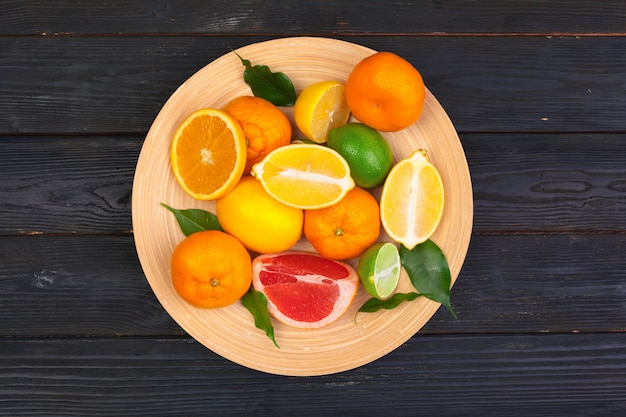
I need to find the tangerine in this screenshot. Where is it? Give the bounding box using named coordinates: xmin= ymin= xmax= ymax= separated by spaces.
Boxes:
xmin=223 ymin=96 xmax=292 ymax=174
xmin=304 ymin=186 xmax=380 ymax=260
xmin=345 ymin=51 xmax=425 ymax=132
xmin=170 ymin=230 xmax=252 ymax=309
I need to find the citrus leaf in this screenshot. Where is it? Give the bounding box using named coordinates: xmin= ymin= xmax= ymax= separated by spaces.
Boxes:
xmin=160 ymin=203 xmax=222 ymax=236
xmin=356 ymin=292 xmax=421 ymax=317
xmin=400 ymin=240 xmax=457 ymax=318
xmin=235 ymin=52 xmax=296 ymax=106
xmin=241 ymin=287 xmax=279 ymax=348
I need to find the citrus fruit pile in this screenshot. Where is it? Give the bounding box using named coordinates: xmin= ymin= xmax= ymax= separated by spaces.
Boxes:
xmin=165 ymin=50 xmax=445 ymax=334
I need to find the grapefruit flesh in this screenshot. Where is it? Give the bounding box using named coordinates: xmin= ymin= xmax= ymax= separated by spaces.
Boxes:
xmin=252 ymin=252 xmax=359 ymax=329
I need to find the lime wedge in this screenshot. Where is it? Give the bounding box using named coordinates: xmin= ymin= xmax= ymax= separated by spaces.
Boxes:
xmin=357 ymin=242 xmax=401 ymax=299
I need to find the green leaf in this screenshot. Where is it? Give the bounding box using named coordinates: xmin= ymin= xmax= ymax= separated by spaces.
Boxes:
xmin=400 ymin=240 xmax=457 ymax=319
xmin=356 ymin=292 xmax=421 ymax=318
xmin=235 ymin=52 xmax=296 ymax=106
xmin=241 ymin=287 xmax=279 ymax=348
xmin=160 ymin=203 xmax=222 ymax=236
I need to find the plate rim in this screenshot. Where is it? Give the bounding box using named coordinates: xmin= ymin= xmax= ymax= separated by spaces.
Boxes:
xmin=132 ymin=36 xmax=473 ymax=376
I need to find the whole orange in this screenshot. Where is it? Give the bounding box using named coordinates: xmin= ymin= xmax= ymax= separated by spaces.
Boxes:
xmin=345 ymin=51 xmax=425 ymax=132
xmin=170 ymin=230 xmax=251 ymax=308
xmin=223 ymin=96 xmax=292 ymax=173
xmin=304 ymin=187 xmax=380 ymax=260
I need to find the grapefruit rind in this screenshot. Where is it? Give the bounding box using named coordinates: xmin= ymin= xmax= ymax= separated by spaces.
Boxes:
xmin=252 ymin=251 xmax=359 ymax=329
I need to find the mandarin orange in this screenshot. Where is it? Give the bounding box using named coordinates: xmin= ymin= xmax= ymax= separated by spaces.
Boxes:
xmin=345 ymin=51 xmax=425 ymax=132
xmin=304 ymin=186 xmax=380 ymax=260
xmin=170 ymin=230 xmax=252 ymax=309
xmin=223 ymin=96 xmax=292 ymax=173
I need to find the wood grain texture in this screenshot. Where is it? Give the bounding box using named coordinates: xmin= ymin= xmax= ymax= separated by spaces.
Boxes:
xmin=1 ymin=234 xmax=624 ymax=337
xmin=0 ymin=136 xmax=139 ymax=235
xmin=4 ymin=0 xmax=626 ymax=35
xmin=0 ymin=335 xmax=624 ymax=416
xmin=3 ymin=0 xmax=626 ymax=410
xmin=131 ymin=36 xmax=472 ymax=376
xmin=0 ymin=235 xmax=183 ymax=336
xmin=2 ymin=36 xmax=626 ymax=134
xmin=465 ymin=133 xmax=626 ymax=233
xmin=3 ymin=133 xmax=626 ymax=235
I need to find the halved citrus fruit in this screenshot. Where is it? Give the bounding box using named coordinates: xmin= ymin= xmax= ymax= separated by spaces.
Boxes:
xmin=250 ymin=143 xmax=355 ymax=209
xmin=380 ymin=149 xmax=444 ymax=250
xmin=252 ymin=251 xmax=359 ymax=329
xmin=294 ymin=80 xmax=351 ymax=143
xmin=357 ymin=242 xmax=401 ymax=300
xmin=170 ymin=108 xmax=247 ymax=200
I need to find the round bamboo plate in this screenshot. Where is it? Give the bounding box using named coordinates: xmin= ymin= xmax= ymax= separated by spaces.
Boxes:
xmin=132 ymin=37 xmax=473 ymax=376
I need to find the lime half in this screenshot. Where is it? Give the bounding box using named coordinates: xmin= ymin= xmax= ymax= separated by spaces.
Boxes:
xmin=357 ymin=242 xmax=401 ymax=299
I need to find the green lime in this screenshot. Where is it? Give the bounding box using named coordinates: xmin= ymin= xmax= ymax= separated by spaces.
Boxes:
xmin=357 ymin=242 xmax=401 ymax=299
xmin=327 ymin=123 xmax=394 ymax=188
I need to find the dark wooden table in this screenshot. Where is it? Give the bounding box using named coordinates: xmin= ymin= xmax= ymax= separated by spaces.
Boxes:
xmin=2 ymin=1 xmax=626 ymax=415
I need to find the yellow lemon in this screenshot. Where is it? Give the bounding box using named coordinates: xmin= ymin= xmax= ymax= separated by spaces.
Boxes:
xmin=294 ymin=80 xmax=351 ymax=143
xmin=380 ymin=150 xmax=444 ymax=250
xmin=251 ymin=143 xmax=355 ymax=210
xmin=216 ymin=176 xmax=303 ymax=254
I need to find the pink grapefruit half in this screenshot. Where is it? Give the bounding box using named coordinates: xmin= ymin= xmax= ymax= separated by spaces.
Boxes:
xmin=252 ymin=251 xmax=359 ymax=329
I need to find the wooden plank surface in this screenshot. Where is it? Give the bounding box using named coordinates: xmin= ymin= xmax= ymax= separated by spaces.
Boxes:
xmin=0 ymin=335 xmax=624 ymax=416
xmin=4 ymin=133 xmax=626 ymax=235
xmin=0 ymin=136 xmax=139 ymax=235
xmin=465 ymin=133 xmax=626 ymax=233
xmin=4 ymin=0 xmax=626 ymax=35
xmin=0 ymin=235 xmax=182 ymax=337
xmin=1 ymin=234 xmax=624 ymax=336
xmin=3 ymin=1 xmax=626 ymax=415
xmin=2 ymin=36 xmax=626 ymax=135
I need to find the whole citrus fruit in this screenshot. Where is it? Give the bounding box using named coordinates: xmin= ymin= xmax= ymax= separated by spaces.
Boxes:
xmin=345 ymin=51 xmax=425 ymax=132
xmin=216 ymin=176 xmax=303 ymax=254
xmin=252 ymin=251 xmax=359 ymax=329
xmin=170 ymin=230 xmax=251 ymax=309
xmin=304 ymin=186 xmax=380 ymax=260
xmin=223 ymin=96 xmax=292 ymax=174
xmin=327 ymin=122 xmax=394 ymax=188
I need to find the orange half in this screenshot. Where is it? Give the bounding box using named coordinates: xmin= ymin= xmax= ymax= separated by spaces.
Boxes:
xmin=380 ymin=149 xmax=444 ymax=249
xmin=251 ymin=144 xmax=355 ymax=209
xmin=170 ymin=108 xmax=247 ymax=200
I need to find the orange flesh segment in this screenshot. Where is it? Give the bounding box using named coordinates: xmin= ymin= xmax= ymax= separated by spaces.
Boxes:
xmin=171 ymin=109 xmax=246 ymax=200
